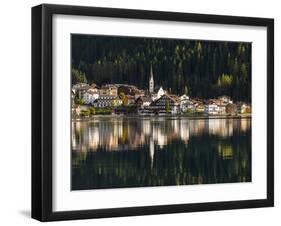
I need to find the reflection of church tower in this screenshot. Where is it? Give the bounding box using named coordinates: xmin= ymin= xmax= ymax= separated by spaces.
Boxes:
xmin=149 ymin=138 xmax=155 ymax=169
xmin=149 ymin=64 xmax=154 ymax=93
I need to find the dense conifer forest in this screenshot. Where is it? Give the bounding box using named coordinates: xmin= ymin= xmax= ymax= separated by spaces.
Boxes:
xmin=71 ymin=35 xmax=251 ymax=102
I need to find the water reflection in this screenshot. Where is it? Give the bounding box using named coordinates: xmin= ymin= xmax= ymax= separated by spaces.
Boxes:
xmin=72 ymin=117 xmax=251 ymax=190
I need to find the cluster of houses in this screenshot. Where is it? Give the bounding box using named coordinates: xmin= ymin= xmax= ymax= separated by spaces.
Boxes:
xmin=72 ymin=67 xmax=251 ymax=116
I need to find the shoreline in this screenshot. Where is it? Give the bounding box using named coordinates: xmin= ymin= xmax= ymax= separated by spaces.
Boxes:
xmin=72 ymin=114 xmax=252 ymax=121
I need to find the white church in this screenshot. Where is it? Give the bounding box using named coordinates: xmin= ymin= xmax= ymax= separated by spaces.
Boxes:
xmin=149 ymin=65 xmax=166 ymax=101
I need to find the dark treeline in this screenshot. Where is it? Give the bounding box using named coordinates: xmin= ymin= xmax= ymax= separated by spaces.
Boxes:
xmin=71 ymin=35 xmax=251 ymax=102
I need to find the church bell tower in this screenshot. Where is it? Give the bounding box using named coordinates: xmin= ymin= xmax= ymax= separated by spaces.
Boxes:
xmin=149 ymin=65 xmax=154 ymax=93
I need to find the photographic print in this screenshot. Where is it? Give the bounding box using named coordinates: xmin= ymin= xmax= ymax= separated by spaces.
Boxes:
xmin=32 ymin=4 xmax=274 ymax=221
xmin=71 ymin=35 xmax=252 ymax=190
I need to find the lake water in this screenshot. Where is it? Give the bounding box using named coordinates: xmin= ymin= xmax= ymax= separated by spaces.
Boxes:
xmin=72 ymin=116 xmax=251 ymax=190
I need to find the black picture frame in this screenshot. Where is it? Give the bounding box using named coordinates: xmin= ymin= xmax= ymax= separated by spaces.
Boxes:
xmin=32 ymin=4 xmax=274 ymax=222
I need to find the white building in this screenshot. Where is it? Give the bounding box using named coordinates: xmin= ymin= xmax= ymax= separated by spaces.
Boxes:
xmin=218 ymin=95 xmax=233 ymax=104
xmin=83 ymin=90 xmax=99 ymax=104
xmin=148 ymin=65 xmax=167 ymax=101
xmin=179 ymin=94 xmax=190 ymax=112
xmin=151 ymin=86 xmax=166 ymax=101
xmin=72 ymin=83 xmax=90 ymax=99
xmin=205 ymin=103 xmax=220 ymax=115
xmin=72 ymin=83 xmax=89 ymax=90
xmin=92 ymin=95 xmax=121 ymax=108
xmin=157 ymin=87 xmax=165 ymax=99
xmin=180 ymin=94 xmax=189 ymax=101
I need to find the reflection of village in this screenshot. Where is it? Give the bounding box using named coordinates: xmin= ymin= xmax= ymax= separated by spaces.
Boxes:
xmin=72 ymin=66 xmax=251 ymax=117
xmin=72 ymin=118 xmax=251 ymax=164
xmin=72 ymin=117 xmax=252 ymax=188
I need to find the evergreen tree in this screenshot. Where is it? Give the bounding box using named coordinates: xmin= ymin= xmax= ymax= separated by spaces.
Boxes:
xmin=72 ymin=35 xmax=251 ymax=102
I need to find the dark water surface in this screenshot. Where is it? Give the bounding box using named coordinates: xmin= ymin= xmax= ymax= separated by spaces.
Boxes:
xmin=72 ymin=116 xmax=251 ymax=190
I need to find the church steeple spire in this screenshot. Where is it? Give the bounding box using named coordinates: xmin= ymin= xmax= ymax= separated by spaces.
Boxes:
xmin=149 ymin=64 xmax=154 ymax=93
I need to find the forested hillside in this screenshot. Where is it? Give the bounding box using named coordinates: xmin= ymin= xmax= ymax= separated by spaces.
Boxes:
xmin=71 ymin=35 xmax=251 ymax=101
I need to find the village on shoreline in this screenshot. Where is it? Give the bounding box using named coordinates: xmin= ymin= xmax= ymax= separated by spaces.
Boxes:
xmin=72 ymin=68 xmax=251 ymax=118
